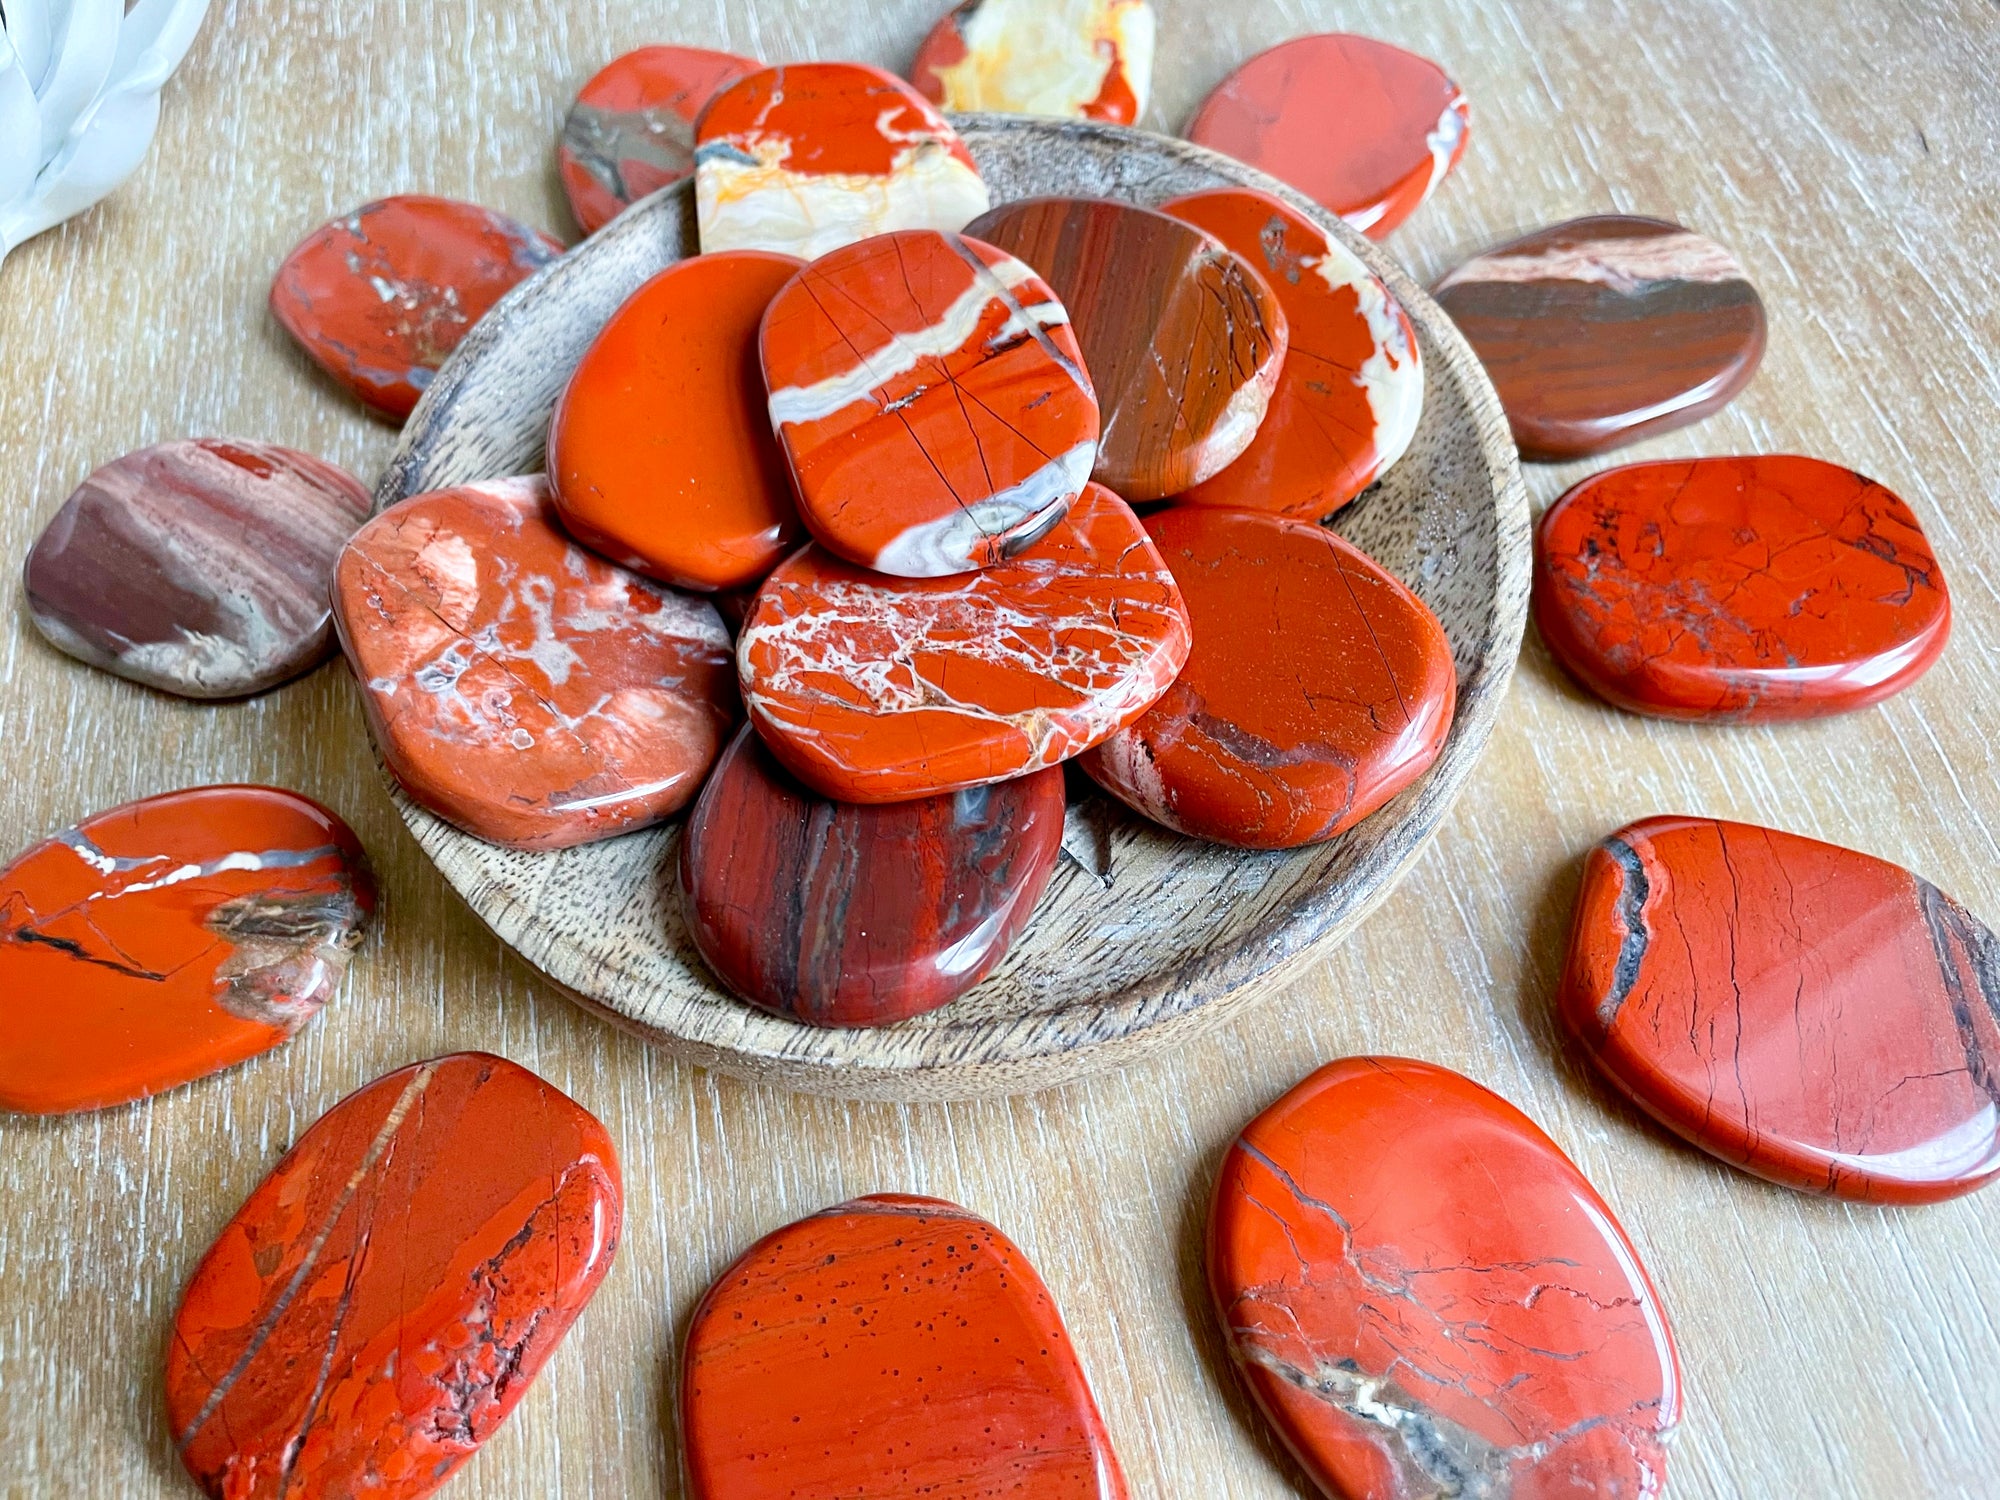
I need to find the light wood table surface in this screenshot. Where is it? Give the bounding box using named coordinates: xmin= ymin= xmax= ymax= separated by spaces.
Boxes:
xmin=3 ymin=0 xmax=1997 ymax=1494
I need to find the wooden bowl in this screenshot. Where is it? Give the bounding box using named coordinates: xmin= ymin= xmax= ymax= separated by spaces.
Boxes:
xmin=375 ymin=116 xmax=1530 ymax=1100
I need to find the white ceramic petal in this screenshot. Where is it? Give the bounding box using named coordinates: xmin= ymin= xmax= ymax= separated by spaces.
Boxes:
xmin=108 ymin=0 xmax=209 ymax=86
xmin=4 ymin=0 xmax=57 ymax=93
xmin=7 ymin=88 xmax=161 ymax=244
xmin=0 ymin=28 xmax=42 ymax=206
xmin=32 ymin=0 xmax=119 ymax=157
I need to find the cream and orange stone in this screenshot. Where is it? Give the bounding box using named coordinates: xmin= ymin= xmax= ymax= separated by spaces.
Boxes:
xmin=911 ymin=0 xmax=1156 ymax=124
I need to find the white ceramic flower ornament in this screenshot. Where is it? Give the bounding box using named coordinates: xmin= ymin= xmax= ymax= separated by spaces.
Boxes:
xmin=0 ymin=0 xmax=212 ymax=268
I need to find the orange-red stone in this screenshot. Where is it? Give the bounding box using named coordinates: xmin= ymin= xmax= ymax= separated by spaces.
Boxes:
xmin=682 ymin=1193 xmax=1128 ymax=1498
xmin=761 ymin=228 xmax=1098 ymax=576
xmin=739 ymin=482 xmax=1190 ymax=802
xmin=332 ymin=477 xmax=735 ymax=850
xmin=1164 ymin=187 xmax=1422 ymax=519
xmin=0 ymin=786 xmax=373 ymax=1115
xmin=548 ymin=250 xmax=803 ymax=591
xmin=910 ymin=0 xmax=1155 ymax=123
xmin=1083 ymin=509 xmax=1454 ymax=848
xmin=270 ymin=196 xmax=562 ymax=422
xmin=165 ymin=1052 xmax=621 ymax=1500
xmin=1561 ymin=816 xmax=2000 ymax=1203
xmin=1209 ymin=1057 xmax=1682 ymax=1498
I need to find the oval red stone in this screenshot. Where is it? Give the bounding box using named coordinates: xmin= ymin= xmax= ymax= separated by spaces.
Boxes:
xmin=165 ymin=1052 xmax=621 ymax=1499
xmin=1209 ymin=1057 xmax=1681 ymax=1498
xmin=682 ymin=1193 xmax=1128 ymax=1498
xmin=0 ymin=786 xmax=373 ymax=1115
xmin=739 ymin=482 xmax=1190 ymax=803
xmin=909 ymin=0 xmax=1154 ymax=124
xmin=1083 ymin=508 xmax=1454 ymax=848
xmin=762 ymin=228 xmax=1098 ymax=576
xmin=1560 ymin=816 xmax=2000 ymax=1203
xmin=1186 ymin=34 xmax=1470 ymax=239
xmin=1535 ymin=455 xmax=1950 ymax=721
xmin=332 ymin=476 xmax=736 ymax=850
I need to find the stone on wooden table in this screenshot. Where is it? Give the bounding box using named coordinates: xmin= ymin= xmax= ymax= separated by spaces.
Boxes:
xmin=682 ymin=1193 xmax=1128 ymax=1498
xmin=559 ymin=45 xmax=760 ymax=234
xmin=270 ymin=196 xmax=562 ymax=422
xmin=738 ymin=481 xmax=1190 ymax=803
xmin=761 ymin=228 xmax=1098 ymax=576
xmin=0 ymin=786 xmax=372 ymax=1115
xmin=693 ymin=62 xmax=991 ymax=260
xmin=910 ymin=0 xmax=1156 ymax=124
xmin=1163 ymin=186 xmax=1422 ymax=519
xmin=1432 ymin=214 xmax=1766 ymax=461
xmin=23 ymin=438 xmax=371 ymax=698
xmin=1561 ymin=815 xmax=2000 ymax=1203
xmin=1209 ymin=1056 xmax=1682 ymax=1499
xmin=165 ymin=1052 xmax=621 ymax=1500
xmin=1082 ymin=508 xmax=1454 ymax=848
xmin=1535 ymin=455 xmax=1950 ymax=721
xmin=331 ymin=476 xmax=735 ymax=850
xmin=966 ymin=195 xmax=1287 ymax=501
xmin=1185 ymin=34 xmax=1470 ymax=239
xmin=548 ymin=249 xmax=803 ymax=591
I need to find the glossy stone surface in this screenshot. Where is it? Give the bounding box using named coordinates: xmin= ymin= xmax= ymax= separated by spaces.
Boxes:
xmin=762 ymin=228 xmax=1098 ymax=576
xmin=911 ymin=0 xmax=1155 ymax=124
xmin=549 ymin=250 xmax=803 ymax=591
xmin=332 ymin=477 xmax=735 ymax=850
xmin=966 ymin=195 xmax=1287 ymax=502
xmin=681 ymin=728 xmax=1064 ymax=1025
xmin=1164 ymin=187 xmax=1422 ymax=519
xmin=24 ymin=439 xmax=371 ymax=698
xmin=1561 ymin=816 xmax=2000 ymax=1203
xmin=559 ymin=45 xmax=759 ymax=234
xmin=1536 ymin=455 xmax=1950 ymax=721
xmin=0 ymin=786 xmax=372 ymax=1114
xmin=1186 ymin=34 xmax=1469 ymax=239
xmin=739 ymin=482 xmax=1189 ymax=802
xmin=1432 ymin=215 xmax=1766 ymax=461
xmin=166 ymin=1052 xmax=621 ymax=1500
xmin=694 ymin=62 xmax=990 ymax=260
xmin=1209 ymin=1057 xmax=1681 ymax=1499
xmin=682 ymin=1193 xmax=1128 ymax=1498
xmin=270 ymin=196 xmax=562 ymax=422
xmin=1083 ymin=509 xmax=1454 ymax=849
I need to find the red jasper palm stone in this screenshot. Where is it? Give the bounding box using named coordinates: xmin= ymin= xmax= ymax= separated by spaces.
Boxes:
xmin=1536 ymin=455 xmax=1950 ymax=721
xmin=910 ymin=0 xmax=1153 ymax=123
xmin=166 ymin=1052 xmax=622 ymax=1499
xmin=1561 ymin=816 xmax=2000 ymax=1202
xmin=738 ymin=482 xmax=1191 ymax=802
xmin=682 ymin=1193 xmax=1128 ymax=1498
xmin=762 ymin=228 xmax=1098 ymax=576
xmin=1209 ymin=1057 xmax=1681 ymax=1498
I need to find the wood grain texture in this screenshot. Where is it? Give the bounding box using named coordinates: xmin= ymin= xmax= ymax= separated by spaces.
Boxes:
xmin=0 ymin=0 xmax=1996 ymax=1495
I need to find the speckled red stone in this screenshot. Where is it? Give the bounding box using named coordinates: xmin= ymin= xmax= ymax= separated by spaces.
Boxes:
xmin=165 ymin=1052 xmax=621 ymax=1500
xmin=1209 ymin=1057 xmax=1681 ymax=1499
xmin=270 ymin=196 xmax=562 ymax=421
xmin=1535 ymin=455 xmax=1950 ymax=721
xmin=1561 ymin=816 xmax=2000 ymax=1203
xmin=682 ymin=1194 xmax=1128 ymax=1498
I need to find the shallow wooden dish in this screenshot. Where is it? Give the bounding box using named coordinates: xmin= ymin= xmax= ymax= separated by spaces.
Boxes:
xmin=375 ymin=116 xmax=1530 ymax=1100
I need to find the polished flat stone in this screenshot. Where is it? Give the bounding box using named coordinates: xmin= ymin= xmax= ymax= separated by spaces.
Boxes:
xmin=165 ymin=1053 xmax=621 ymax=1500
xmin=1186 ymin=34 xmax=1469 ymax=239
xmin=911 ymin=0 xmax=1155 ymax=123
xmin=762 ymin=228 xmax=1098 ymax=576
xmin=24 ymin=438 xmax=371 ymax=698
xmin=332 ymin=476 xmax=735 ymax=850
xmin=683 ymin=1194 xmax=1128 ymax=1498
xmin=966 ymin=195 xmax=1287 ymax=501
xmin=1536 ymin=455 xmax=1950 ymax=721
xmin=549 ymin=250 xmax=803 ymax=591
xmin=1083 ymin=508 xmax=1454 ymax=848
xmin=270 ymin=196 xmax=562 ymax=422
xmin=1433 ymin=214 xmax=1766 ymax=461
xmin=694 ymin=62 xmax=990 ymax=260
xmin=1164 ymin=187 xmax=1422 ymax=519
xmin=559 ymin=45 xmax=759 ymax=233
xmin=1209 ymin=1057 xmax=1682 ymax=1499
xmin=1562 ymin=816 xmax=2000 ymax=1203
